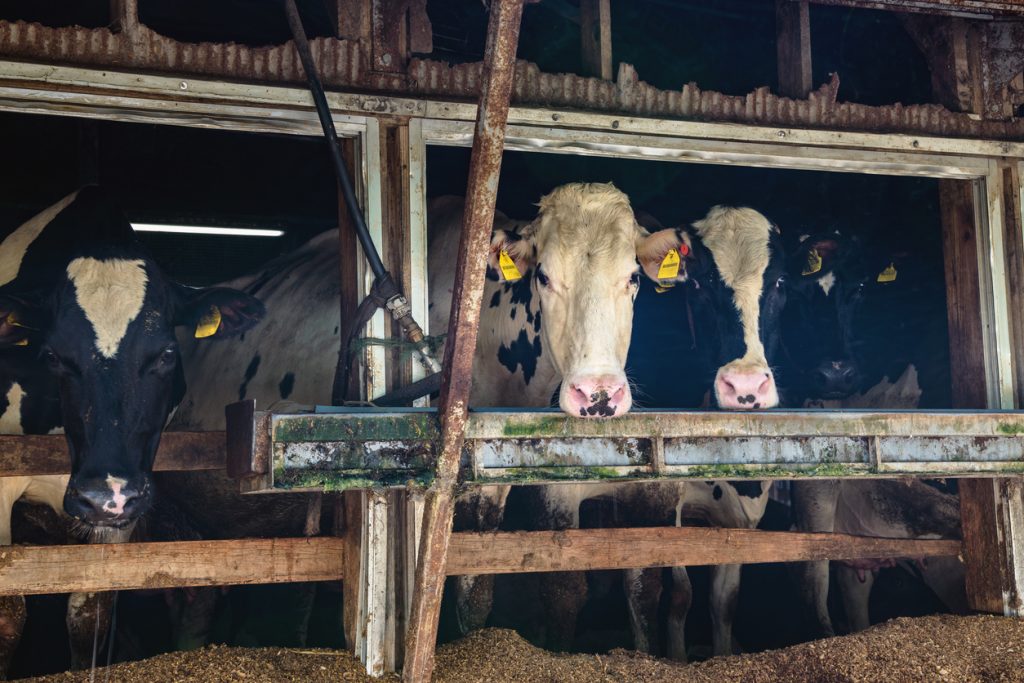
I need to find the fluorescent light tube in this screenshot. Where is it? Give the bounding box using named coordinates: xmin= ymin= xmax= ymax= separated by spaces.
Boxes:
xmin=131 ymin=223 xmax=284 ymax=237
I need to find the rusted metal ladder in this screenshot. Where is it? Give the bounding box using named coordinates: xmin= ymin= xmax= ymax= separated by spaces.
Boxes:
xmin=401 ymin=0 xmax=525 ymax=679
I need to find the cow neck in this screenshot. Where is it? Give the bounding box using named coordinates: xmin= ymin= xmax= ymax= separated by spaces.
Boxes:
xmin=473 ymin=269 xmax=558 ymax=407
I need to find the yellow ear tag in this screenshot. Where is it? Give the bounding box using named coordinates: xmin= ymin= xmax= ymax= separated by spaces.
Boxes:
xmin=877 ymin=263 xmax=897 ymax=283
xmin=13 ymin=338 xmax=28 ymax=346
xmin=654 ymin=285 xmax=672 ymax=294
xmin=194 ymin=306 xmax=222 ymax=339
xmin=6 ymin=312 xmax=24 ymax=329
xmin=657 ymin=249 xmax=680 ymax=281
xmin=802 ymin=248 xmax=822 ymax=276
xmin=498 ymin=249 xmax=522 ymax=282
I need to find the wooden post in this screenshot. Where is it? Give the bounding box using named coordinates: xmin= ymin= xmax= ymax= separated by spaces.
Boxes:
xmin=402 ymin=1 xmax=524 ymax=679
xmin=938 ymin=162 xmax=1024 ymax=620
xmin=775 ymin=0 xmax=812 ymax=98
xmin=580 ymin=0 xmax=612 ymax=81
xmin=109 ymin=0 xmax=138 ymax=34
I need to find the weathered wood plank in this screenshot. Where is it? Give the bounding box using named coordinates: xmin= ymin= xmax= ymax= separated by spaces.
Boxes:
xmin=580 ymin=0 xmax=612 ymax=80
xmin=0 ymin=432 xmax=224 ymax=477
xmin=776 ymin=0 xmax=813 ymax=98
xmin=960 ymin=478 xmax=1006 ymax=613
xmin=0 ymin=537 xmax=343 ymax=596
xmin=445 ymin=527 xmax=962 ymax=576
xmin=941 ymin=179 xmax=988 ymax=410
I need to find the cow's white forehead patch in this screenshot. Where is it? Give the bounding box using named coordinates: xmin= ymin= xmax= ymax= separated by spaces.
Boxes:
xmin=0 ymin=191 xmax=80 ymax=287
xmin=67 ymin=258 xmax=148 ymax=358
xmin=694 ymin=206 xmax=772 ymax=365
xmin=817 ymin=271 xmax=836 ymax=296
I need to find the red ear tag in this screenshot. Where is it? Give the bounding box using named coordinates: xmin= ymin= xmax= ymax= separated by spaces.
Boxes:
xmin=678 ymin=243 xmax=690 ymax=257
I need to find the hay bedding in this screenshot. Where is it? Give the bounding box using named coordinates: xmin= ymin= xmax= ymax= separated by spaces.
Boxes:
xmin=25 ymin=615 xmax=1024 ymax=682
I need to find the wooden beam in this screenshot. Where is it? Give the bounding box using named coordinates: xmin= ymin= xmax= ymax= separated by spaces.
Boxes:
xmin=0 ymin=537 xmax=344 ymax=596
xmin=940 ymin=179 xmax=988 ymax=410
xmin=809 ymin=0 xmax=1024 ymax=18
xmin=445 ymin=527 xmax=962 ymax=576
xmin=1000 ymin=161 xmax=1024 ymax=406
xmin=402 ymin=1 xmax=524 ymax=680
xmin=0 ymin=432 xmax=224 ymax=477
xmin=960 ymin=478 xmax=1024 ymax=614
xmin=776 ymin=0 xmax=813 ymax=99
xmin=580 ymin=0 xmax=612 ymax=81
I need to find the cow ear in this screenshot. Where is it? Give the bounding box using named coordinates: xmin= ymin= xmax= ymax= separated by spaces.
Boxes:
xmin=175 ymin=287 xmax=265 ymax=339
xmin=488 ymin=224 xmax=535 ymax=282
xmin=796 ymin=238 xmax=839 ymax=277
xmin=636 ymin=227 xmax=689 ymax=285
xmin=0 ymin=295 xmax=41 ymax=349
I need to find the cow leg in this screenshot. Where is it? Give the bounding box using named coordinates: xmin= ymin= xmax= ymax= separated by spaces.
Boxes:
xmin=623 ymin=567 xmax=662 ymax=655
xmin=166 ymin=587 xmax=220 ymax=651
xmin=709 ymin=563 xmax=742 ymax=657
xmin=66 ymin=525 xmax=132 ymax=669
xmin=0 ymin=480 xmax=30 ymax=677
xmin=532 ymin=485 xmax=590 ymax=652
xmin=665 ymin=565 xmax=692 ymax=662
xmin=452 ymin=485 xmax=510 ymax=634
xmin=66 ymin=591 xmax=114 ymax=669
xmin=790 ymin=480 xmax=841 ymax=637
xmin=835 ymin=564 xmax=874 ymax=632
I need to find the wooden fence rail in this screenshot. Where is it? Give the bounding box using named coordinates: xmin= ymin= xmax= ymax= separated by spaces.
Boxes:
xmin=0 ymin=529 xmax=960 ymax=596
xmin=0 ymin=432 xmax=225 ymax=476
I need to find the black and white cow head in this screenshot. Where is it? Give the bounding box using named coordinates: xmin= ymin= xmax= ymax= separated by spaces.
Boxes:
xmin=0 ymin=187 xmax=264 ymax=528
xmin=677 ymin=206 xmax=786 ymax=410
xmin=489 ymin=183 xmax=684 ymax=417
xmin=782 ymin=230 xmax=907 ymax=400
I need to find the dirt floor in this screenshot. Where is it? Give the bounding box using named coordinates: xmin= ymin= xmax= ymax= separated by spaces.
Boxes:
xmin=23 ymin=614 xmax=1024 ymax=682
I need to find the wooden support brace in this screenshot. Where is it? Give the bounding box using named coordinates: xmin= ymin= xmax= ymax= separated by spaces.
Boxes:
xmin=776 ymin=0 xmax=812 ymax=98
xmin=402 ymin=1 xmax=524 ymax=680
xmin=580 ymin=0 xmax=612 ymax=81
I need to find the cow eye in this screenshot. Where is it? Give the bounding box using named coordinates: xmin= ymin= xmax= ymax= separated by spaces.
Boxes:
xmin=42 ymin=348 xmax=60 ymax=370
xmin=160 ymin=347 xmax=177 ymax=366
xmin=776 ymin=276 xmax=786 ymax=288
xmin=536 ymin=268 xmax=551 ymax=289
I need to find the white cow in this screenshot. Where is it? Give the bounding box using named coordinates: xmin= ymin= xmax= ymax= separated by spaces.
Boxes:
xmin=170 ymin=182 xmax=685 ymax=638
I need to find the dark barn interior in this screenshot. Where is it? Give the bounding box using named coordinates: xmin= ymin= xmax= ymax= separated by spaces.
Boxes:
xmin=0 ymin=0 xmax=1017 ymax=679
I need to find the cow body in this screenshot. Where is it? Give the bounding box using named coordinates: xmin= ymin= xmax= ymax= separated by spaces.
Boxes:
xmin=0 ymin=187 xmax=262 ymax=671
xmin=169 ymin=183 xmax=683 ymax=638
xmin=782 ymin=236 xmax=965 ymax=635
xmin=792 ymin=367 xmax=966 ymax=636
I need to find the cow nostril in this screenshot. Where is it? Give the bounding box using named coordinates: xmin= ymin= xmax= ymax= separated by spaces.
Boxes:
xmin=757 ymin=377 xmax=771 ymax=395
xmin=721 ymin=379 xmax=737 ymax=395
xmin=570 ymin=384 xmax=590 ymax=404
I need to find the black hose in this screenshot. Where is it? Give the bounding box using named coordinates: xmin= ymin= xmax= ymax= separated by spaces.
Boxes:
xmin=283 ymin=0 xmax=386 ymax=280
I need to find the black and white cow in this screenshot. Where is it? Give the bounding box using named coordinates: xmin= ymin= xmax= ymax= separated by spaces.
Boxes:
xmin=169 ymin=182 xmax=685 ymax=638
xmin=780 ymin=231 xmax=867 ymax=401
xmin=521 ymin=205 xmax=788 ymax=658
xmin=0 ymin=187 xmax=263 ymax=670
xmin=782 ymin=235 xmax=966 ymax=636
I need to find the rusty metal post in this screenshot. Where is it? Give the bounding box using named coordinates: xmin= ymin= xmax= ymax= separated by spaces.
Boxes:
xmin=401 ymin=0 xmax=524 ymax=679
